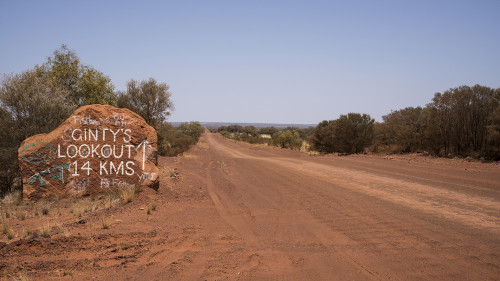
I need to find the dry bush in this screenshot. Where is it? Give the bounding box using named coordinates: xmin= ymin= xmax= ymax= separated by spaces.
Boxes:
xmin=119 ymin=184 xmax=141 ymax=203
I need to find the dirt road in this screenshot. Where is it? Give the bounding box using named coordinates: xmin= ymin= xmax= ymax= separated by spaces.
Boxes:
xmin=1 ymin=132 xmax=499 ymax=280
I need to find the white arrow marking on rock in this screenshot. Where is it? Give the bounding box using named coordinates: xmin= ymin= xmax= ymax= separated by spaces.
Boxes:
xmin=136 ymin=140 xmax=151 ymax=170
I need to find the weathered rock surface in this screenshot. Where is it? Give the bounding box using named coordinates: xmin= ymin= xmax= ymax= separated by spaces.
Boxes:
xmin=18 ymin=104 xmax=159 ymax=199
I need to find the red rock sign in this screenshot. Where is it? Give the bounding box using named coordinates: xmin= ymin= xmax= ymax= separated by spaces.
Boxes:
xmin=18 ymin=105 xmax=159 ymax=199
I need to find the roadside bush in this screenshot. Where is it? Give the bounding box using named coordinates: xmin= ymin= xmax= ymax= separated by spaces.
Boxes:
xmin=157 ymin=122 xmax=204 ymax=156
xmin=272 ymin=130 xmax=303 ymax=150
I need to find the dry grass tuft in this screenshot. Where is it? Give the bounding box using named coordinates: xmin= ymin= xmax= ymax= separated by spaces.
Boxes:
xmin=119 ymin=184 xmax=141 ymax=203
xmin=70 ymin=205 xmax=84 ymax=218
xmin=168 ymin=168 xmax=180 ymax=180
xmin=120 ymin=187 xmax=135 ymax=203
xmin=40 ymin=223 xmax=51 ymax=238
xmin=101 ymin=217 xmax=110 ymax=229
xmin=146 ymin=202 xmax=157 ymax=215
xmin=59 ymin=270 xmax=74 ymax=277
xmin=17 ymin=212 xmax=27 ymax=220
xmin=1 ymin=220 xmax=15 ymax=240
xmin=9 ymin=271 xmax=31 ymax=281
xmin=104 ymin=197 xmax=113 ymax=210
xmin=23 ymin=227 xmax=33 ymax=239
xmin=1 ymin=191 xmax=22 ymax=205
xmin=41 ymin=206 xmax=49 ymax=215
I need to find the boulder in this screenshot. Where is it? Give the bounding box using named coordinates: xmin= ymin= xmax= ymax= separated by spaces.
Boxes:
xmin=18 ymin=104 xmax=159 ymax=199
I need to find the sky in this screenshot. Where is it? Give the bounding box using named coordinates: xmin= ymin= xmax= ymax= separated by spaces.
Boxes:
xmin=1 ymin=0 xmax=499 ymax=124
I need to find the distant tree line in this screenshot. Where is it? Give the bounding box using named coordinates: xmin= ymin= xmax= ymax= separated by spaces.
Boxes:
xmin=214 ymin=85 xmax=500 ymax=159
xmin=0 ymin=45 xmax=201 ymax=196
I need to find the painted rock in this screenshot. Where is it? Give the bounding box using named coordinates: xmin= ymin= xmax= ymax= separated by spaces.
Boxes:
xmin=18 ymin=105 xmax=159 ymax=199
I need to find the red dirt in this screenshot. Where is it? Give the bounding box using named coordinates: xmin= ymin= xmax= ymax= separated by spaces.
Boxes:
xmin=1 ymin=132 xmax=499 ymax=280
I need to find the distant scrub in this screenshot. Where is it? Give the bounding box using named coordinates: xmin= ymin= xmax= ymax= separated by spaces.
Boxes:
xmin=215 ymin=85 xmax=500 ymax=160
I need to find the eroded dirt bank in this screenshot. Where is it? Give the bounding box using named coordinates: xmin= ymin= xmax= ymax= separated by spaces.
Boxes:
xmin=1 ymin=133 xmax=499 ymax=280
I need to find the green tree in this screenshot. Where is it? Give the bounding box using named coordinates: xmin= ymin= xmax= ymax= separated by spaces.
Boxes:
xmin=0 ymin=70 xmax=75 ymax=195
xmin=334 ymin=113 xmax=374 ymax=154
xmin=36 ymin=45 xmax=116 ymax=106
xmin=381 ymin=107 xmax=426 ymax=153
xmin=311 ymin=120 xmax=336 ymax=153
xmin=117 ymin=78 xmax=173 ymax=127
xmin=1 ymin=70 xmax=75 ymax=142
xmin=312 ymin=113 xmax=374 ymax=154
xmin=425 ymin=85 xmax=497 ymax=156
xmin=485 ymin=89 xmax=500 ymax=159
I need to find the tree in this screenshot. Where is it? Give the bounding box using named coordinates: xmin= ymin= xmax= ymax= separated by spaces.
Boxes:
xmin=36 ymin=45 xmax=116 ymax=106
xmin=381 ymin=107 xmax=425 ymax=153
xmin=117 ymin=78 xmax=173 ymax=127
xmin=425 ymin=85 xmax=497 ymax=156
xmin=334 ymin=113 xmax=375 ymax=153
xmin=312 ymin=113 xmax=374 ymax=154
xmin=311 ymin=120 xmax=336 ymax=153
xmin=485 ymin=89 xmax=500 ymax=159
xmin=0 ymin=70 xmax=75 ymax=142
xmin=0 ymin=70 xmax=75 ymax=195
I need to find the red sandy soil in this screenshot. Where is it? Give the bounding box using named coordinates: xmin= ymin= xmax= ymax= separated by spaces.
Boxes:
xmin=1 ymin=132 xmax=499 ymax=280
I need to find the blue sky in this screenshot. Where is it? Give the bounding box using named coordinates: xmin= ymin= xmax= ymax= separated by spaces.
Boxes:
xmin=1 ymin=0 xmax=499 ymax=124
